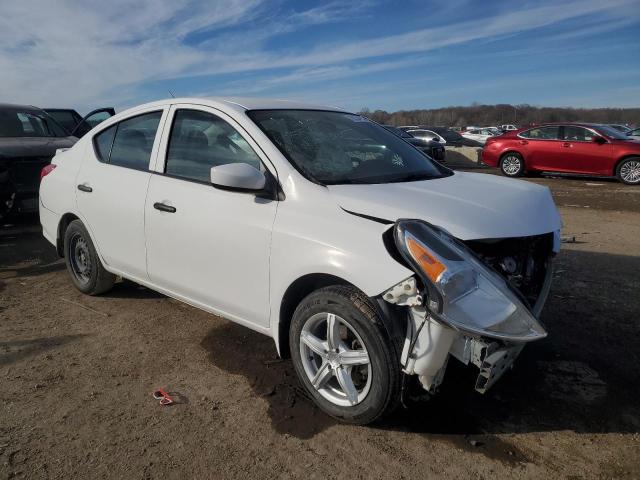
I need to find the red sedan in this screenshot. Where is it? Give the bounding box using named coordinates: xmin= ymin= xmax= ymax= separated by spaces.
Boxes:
xmin=481 ymin=123 xmax=640 ymax=185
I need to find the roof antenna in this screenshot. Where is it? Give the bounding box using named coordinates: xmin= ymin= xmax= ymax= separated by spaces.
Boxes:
xmin=168 ymin=89 xmax=176 ymax=98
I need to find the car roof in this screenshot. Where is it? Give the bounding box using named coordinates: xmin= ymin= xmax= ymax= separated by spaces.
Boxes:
xmin=118 ymin=97 xmax=348 ymax=117
xmin=0 ymin=102 xmax=45 ymax=112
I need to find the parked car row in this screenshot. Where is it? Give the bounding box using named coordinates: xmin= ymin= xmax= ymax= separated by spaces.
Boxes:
xmin=0 ymin=103 xmax=114 ymax=220
xmin=482 ymin=123 xmax=640 ymax=185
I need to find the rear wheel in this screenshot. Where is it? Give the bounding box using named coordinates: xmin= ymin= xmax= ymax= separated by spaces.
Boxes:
xmin=500 ymin=153 xmax=524 ymax=177
xmin=289 ymin=285 xmax=401 ymax=424
xmin=0 ymin=186 xmax=16 ymax=222
xmin=63 ymin=220 xmax=115 ymax=295
xmin=617 ymin=157 xmax=640 ymax=185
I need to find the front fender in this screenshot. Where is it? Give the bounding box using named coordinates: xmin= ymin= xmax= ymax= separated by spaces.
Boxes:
xmin=268 ymin=205 xmax=412 ymax=350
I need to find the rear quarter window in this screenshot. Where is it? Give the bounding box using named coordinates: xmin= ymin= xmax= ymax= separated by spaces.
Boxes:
xmin=94 ymin=125 xmax=116 ymax=162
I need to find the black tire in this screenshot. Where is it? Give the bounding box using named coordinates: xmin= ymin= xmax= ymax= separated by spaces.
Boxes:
xmin=289 ymin=285 xmax=401 ymax=425
xmin=616 ymin=157 xmax=640 ymax=185
xmin=0 ymin=186 xmax=16 ymax=222
xmin=63 ymin=220 xmax=115 ymax=295
xmin=500 ymin=152 xmax=524 ymax=177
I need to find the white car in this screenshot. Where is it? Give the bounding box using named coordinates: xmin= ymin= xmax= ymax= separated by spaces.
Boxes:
xmin=461 ymin=127 xmax=502 ymax=145
xmin=500 ymin=124 xmax=518 ymax=132
xmin=403 ymin=128 xmax=447 ymax=144
xmin=39 ymin=98 xmax=561 ymax=424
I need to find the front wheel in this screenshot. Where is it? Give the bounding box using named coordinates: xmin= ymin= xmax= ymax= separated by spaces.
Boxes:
xmin=500 ymin=153 xmax=524 ymax=177
xmin=617 ymin=157 xmax=640 ymax=185
xmin=289 ymin=286 xmax=401 ymax=424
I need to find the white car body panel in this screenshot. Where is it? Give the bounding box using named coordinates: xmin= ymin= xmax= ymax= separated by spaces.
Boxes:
xmin=75 ymin=105 xmax=170 ymax=280
xmin=328 ymin=171 xmax=561 ymax=240
xmin=406 ymin=129 xmax=446 ymax=145
xmin=39 ymin=97 xmax=560 ymax=360
xmin=144 ymin=104 xmax=279 ymax=329
xmin=461 ymin=129 xmax=497 ymax=145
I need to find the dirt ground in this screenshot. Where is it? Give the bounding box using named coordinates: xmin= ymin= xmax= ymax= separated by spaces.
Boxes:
xmin=1 ymin=168 xmax=639 ymax=479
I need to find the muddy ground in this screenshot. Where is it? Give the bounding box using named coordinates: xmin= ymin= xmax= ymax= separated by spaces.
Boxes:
xmin=1 ymin=168 xmax=639 ymax=479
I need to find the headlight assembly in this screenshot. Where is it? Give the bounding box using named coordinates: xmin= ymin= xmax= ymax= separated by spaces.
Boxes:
xmin=394 ymin=220 xmax=547 ymax=342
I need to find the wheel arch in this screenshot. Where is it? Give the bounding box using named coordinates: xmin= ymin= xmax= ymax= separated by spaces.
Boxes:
xmin=275 ymin=273 xmax=407 ymax=359
xmin=277 ymin=273 xmax=352 ymax=358
xmin=499 ymin=150 xmax=524 ymax=164
xmin=56 ymin=212 xmax=81 ymax=256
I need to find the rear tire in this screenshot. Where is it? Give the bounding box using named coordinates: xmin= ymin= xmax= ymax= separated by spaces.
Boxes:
xmin=500 ymin=153 xmax=524 ymax=177
xmin=289 ymin=285 xmax=401 ymax=425
xmin=616 ymin=157 xmax=640 ymax=185
xmin=0 ymin=186 xmax=16 ymax=222
xmin=63 ymin=220 xmax=115 ymax=295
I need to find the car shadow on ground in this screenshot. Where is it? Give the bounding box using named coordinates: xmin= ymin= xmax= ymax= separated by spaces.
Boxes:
xmin=0 ymin=215 xmax=64 ymax=281
xmin=0 ymin=335 xmax=87 ymax=367
xmin=200 ymin=247 xmax=640 ymax=447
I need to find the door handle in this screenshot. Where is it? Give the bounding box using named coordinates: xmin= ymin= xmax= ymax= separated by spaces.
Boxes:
xmin=153 ymin=202 xmax=176 ymax=213
xmin=519 ymin=140 xmax=528 ymax=145
xmin=77 ymin=184 xmax=92 ymax=192
xmin=562 ymin=142 xmax=571 ymax=148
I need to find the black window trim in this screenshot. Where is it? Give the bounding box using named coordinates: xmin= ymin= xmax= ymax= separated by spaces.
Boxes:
xmin=91 ymin=109 xmax=164 ymax=171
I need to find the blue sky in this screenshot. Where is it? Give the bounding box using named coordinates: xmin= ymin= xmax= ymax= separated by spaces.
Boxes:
xmin=1 ymin=0 xmax=639 ymax=113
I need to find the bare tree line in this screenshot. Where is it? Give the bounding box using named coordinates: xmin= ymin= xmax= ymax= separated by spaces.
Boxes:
xmin=358 ymin=104 xmax=640 ymax=128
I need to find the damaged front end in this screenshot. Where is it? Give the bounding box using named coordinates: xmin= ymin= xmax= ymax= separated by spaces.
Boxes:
xmin=382 ymin=220 xmax=559 ymax=395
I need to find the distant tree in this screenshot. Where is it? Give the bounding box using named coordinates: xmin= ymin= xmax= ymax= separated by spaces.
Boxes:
xmin=358 ymin=103 xmax=639 ymax=128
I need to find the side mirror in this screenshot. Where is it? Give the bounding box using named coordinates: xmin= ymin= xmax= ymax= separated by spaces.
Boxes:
xmin=592 ymin=135 xmax=606 ymax=144
xmin=210 ymin=163 xmax=266 ymax=191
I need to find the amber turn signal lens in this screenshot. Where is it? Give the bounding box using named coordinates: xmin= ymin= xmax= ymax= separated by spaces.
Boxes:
xmin=407 ymin=236 xmax=446 ymax=282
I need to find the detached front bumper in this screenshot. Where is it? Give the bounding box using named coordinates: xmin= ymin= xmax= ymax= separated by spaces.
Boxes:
xmin=398 ymin=306 xmax=529 ymax=395
xmin=384 ymin=258 xmax=553 ymax=395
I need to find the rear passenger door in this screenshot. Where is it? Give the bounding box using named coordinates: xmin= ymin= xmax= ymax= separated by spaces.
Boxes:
xmin=144 ymin=105 xmax=278 ymax=329
xmin=76 ymin=107 xmax=168 ymax=280
xmin=518 ymin=126 xmax=562 ymax=171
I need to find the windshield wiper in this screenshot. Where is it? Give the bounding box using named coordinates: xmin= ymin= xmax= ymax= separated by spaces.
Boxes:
xmin=387 ymin=172 xmax=439 ymax=183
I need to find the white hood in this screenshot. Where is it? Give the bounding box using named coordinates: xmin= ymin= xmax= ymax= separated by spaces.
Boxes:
xmin=328 ymin=172 xmax=562 ymax=240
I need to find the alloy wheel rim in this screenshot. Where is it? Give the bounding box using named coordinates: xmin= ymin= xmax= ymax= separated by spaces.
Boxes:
xmin=502 ymin=156 xmax=521 ymax=175
xmin=621 ymin=161 xmax=640 ymax=184
xmin=299 ymin=312 xmax=372 ymax=407
xmin=69 ymin=233 xmax=92 ymax=284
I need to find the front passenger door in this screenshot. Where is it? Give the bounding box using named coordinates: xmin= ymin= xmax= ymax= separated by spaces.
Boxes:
xmin=145 ymin=106 xmax=278 ymax=330
xmin=559 ymin=126 xmax=611 ymax=175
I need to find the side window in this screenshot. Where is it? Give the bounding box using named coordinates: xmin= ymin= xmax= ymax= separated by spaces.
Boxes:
xmin=563 ymin=126 xmax=594 ymax=142
xmin=520 ymin=126 xmax=560 ymax=140
xmin=109 ymin=111 xmax=162 ymax=170
xmin=165 ymin=109 xmax=262 ymax=183
xmin=94 ymin=125 xmax=116 ymax=162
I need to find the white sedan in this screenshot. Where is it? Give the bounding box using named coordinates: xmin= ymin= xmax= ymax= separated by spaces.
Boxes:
xmin=39 ymin=98 xmax=561 ymax=424
xmin=461 ymin=127 xmax=502 ymax=144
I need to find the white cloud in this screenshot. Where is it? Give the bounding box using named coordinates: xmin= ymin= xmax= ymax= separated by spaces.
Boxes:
xmin=0 ymin=0 xmax=637 ymax=111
